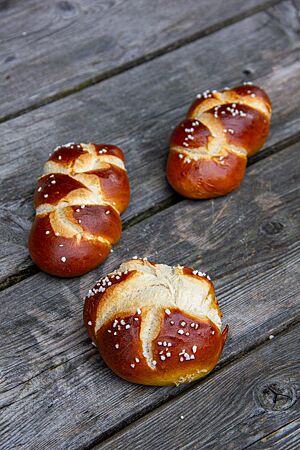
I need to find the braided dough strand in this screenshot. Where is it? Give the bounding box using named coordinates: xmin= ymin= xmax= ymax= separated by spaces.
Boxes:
xmin=167 ymin=84 xmax=272 ymax=198
xmin=28 ymin=143 xmax=130 ymax=277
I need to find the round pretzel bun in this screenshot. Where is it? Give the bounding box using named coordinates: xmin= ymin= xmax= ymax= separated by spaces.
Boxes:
xmin=83 ymin=259 xmax=228 ymax=386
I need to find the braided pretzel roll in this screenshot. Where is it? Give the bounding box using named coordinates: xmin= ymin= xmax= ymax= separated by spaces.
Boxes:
xmin=167 ymin=84 xmax=272 ymax=199
xmin=28 ymin=143 xmax=130 ymax=277
xmin=84 ymin=258 xmax=228 ymax=386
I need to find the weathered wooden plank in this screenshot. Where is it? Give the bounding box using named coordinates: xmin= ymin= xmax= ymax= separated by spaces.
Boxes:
xmin=0 ymin=143 xmax=299 ymax=449
xmin=98 ymin=325 xmax=300 ymax=450
xmin=0 ymin=0 xmax=280 ymax=119
xmin=1 ymin=0 xmax=300 ymax=283
xmin=247 ymin=418 xmax=300 ymax=449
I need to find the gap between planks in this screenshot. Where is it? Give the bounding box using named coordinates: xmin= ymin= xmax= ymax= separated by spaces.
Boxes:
xmin=2 ymin=0 xmax=299 ymax=284
xmin=88 ymin=320 xmax=300 ymax=449
xmin=0 ymin=0 xmax=283 ymax=125
xmin=243 ymin=417 xmax=300 ymax=449
xmin=1 ymin=128 xmax=299 ymax=294
xmin=1 ymin=147 xmax=299 ymax=448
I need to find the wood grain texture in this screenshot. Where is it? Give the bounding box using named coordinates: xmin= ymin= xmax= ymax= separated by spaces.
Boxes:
xmin=0 ymin=0 xmax=279 ymax=119
xmin=0 ymin=144 xmax=299 ymax=449
xmin=99 ymin=325 xmax=300 ymax=450
xmin=247 ymin=418 xmax=300 ymax=449
xmin=1 ymin=0 xmax=300 ymax=283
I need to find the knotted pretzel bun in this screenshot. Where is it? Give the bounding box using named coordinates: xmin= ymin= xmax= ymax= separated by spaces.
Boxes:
xmin=28 ymin=143 xmax=130 ymax=277
xmin=84 ymin=258 xmax=228 ymax=386
xmin=167 ymin=84 xmax=272 ymax=199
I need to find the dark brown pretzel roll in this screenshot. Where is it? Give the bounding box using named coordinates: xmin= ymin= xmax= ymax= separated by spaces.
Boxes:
xmin=84 ymin=258 xmax=228 ymax=386
xmin=167 ymin=84 xmax=272 ymax=199
xmin=28 ymin=143 xmax=130 ymax=277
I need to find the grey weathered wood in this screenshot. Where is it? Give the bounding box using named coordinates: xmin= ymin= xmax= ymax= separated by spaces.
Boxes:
xmin=0 ymin=0 xmax=280 ymax=119
xmin=98 ymin=325 xmax=300 ymax=450
xmin=247 ymin=418 xmax=300 ymax=449
xmin=1 ymin=0 xmax=300 ymax=283
xmin=0 ymin=144 xmax=299 ymax=449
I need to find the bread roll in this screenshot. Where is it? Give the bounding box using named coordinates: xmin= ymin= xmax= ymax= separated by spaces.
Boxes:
xmin=167 ymin=84 xmax=272 ymax=198
xmin=84 ymin=258 xmax=228 ymax=386
xmin=28 ymin=143 xmax=130 ymax=277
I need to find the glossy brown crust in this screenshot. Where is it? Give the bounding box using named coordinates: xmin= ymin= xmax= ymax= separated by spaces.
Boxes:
xmin=187 ymin=103 xmax=269 ymax=157
xmin=167 ymin=149 xmax=246 ymax=199
xmin=232 ymin=85 xmax=272 ymax=111
xmin=167 ymin=84 xmax=271 ymax=199
xmin=28 ymin=214 xmax=111 ymax=277
xmin=83 ymin=270 xmax=135 ymax=341
xmin=70 ymin=205 xmax=121 ymax=242
xmin=95 ymin=311 xmax=227 ymax=386
xmin=87 ymin=303 xmax=227 ymax=387
xmin=149 ymin=310 xmax=228 ymax=385
xmin=187 ymin=85 xmax=272 ymax=119
xmin=83 ymin=260 xmax=228 ymax=386
xmin=87 ymin=166 xmax=130 ymax=214
xmin=34 ymin=173 xmax=86 ymax=208
xmin=170 ymin=119 xmax=211 ymax=148
xmin=93 ymin=144 xmax=126 ymax=162
xmin=28 ymin=143 xmax=130 ymax=277
xmin=49 ymin=143 xmax=85 ymax=165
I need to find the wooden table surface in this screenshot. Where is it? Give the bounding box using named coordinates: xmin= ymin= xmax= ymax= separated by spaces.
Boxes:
xmin=1 ymin=1 xmax=299 ymax=448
